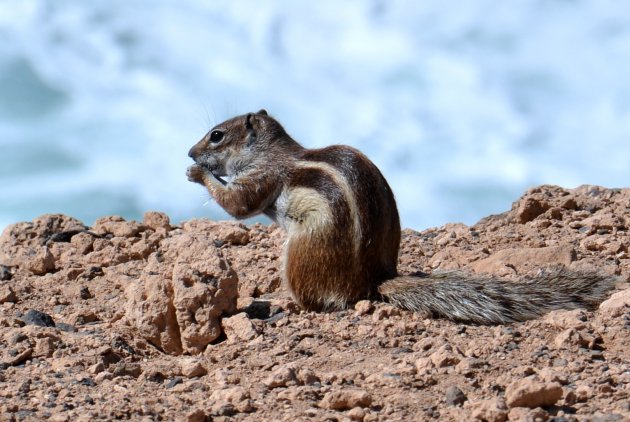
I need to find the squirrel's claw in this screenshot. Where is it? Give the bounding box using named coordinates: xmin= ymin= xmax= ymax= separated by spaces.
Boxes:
xmin=186 ymin=164 xmax=206 ymax=184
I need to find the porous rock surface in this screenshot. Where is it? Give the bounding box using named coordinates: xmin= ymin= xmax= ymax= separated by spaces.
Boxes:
xmin=0 ymin=185 xmax=629 ymax=421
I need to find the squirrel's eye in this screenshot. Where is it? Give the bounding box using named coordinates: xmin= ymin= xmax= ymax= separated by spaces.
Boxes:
xmin=209 ymin=130 xmax=224 ymax=143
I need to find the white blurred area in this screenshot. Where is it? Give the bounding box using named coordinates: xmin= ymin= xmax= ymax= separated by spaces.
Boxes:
xmin=0 ymin=0 xmax=629 ymax=231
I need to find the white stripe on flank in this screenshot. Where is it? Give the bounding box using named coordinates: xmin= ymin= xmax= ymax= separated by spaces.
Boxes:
xmin=294 ymin=160 xmax=362 ymax=253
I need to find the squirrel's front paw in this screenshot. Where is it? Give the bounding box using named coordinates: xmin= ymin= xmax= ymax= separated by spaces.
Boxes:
xmin=186 ymin=164 xmax=206 ymax=184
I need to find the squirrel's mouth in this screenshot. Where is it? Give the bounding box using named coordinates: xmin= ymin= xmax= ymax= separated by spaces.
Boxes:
xmin=199 ymin=162 xmax=230 ymax=185
xmin=196 ymin=160 xmax=226 ymax=177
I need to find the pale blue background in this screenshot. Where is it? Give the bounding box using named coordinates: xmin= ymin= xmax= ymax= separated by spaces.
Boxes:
xmin=1 ymin=0 xmax=629 ymax=231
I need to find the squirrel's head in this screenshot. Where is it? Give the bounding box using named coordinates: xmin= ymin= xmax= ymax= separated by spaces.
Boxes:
xmin=188 ymin=109 xmax=291 ymax=177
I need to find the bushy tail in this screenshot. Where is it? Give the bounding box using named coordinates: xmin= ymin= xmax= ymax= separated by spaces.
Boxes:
xmin=378 ymin=269 xmax=617 ymax=324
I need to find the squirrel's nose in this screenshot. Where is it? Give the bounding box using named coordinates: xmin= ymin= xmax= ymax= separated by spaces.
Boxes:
xmin=188 ymin=145 xmax=197 ymax=159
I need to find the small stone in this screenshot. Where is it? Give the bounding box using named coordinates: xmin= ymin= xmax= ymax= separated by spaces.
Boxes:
xmin=186 ymin=409 xmax=206 ymax=422
xmin=93 ymin=216 xmax=140 ymax=237
xmin=70 ymin=232 xmax=94 ymax=254
xmin=507 ymin=407 xmax=530 ymax=421
xmin=537 ymin=368 xmax=568 ymax=385
xmin=371 ymin=305 xmax=401 ymax=321
xmin=296 ymin=368 xmax=320 ymax=385
xmin=10 ymin=333 xmax=28 ymax=344
xmin=56 ymin=323 xmax=76 ymax=333
xmin=79 ymin=377 xmax=96 ymax=387
xmin=354 ymin=300 xmax=374 ymax=316
xmin=71 ymin=311 xmax=99 ymax=325
xmin=415 ymin=357 xmax=435 ymax=375
xmin=515 ymin=198 xmax=549 ymax=223
xmin=544 ymin=309 xmax=587 ymax=330
xmin=348 ymin=407 xmax=366 ymax=421
xmin=0 ymin=265 xmax=12 ymax=281
xmin=455 ymin=358 xmax=485 ymax=376
xmin=210 ymin=387 xmax=253 ymax=413
xmin=563 ymin=390 xmax=577 ymax=406
xmin=263 ymin=365 xmax=297 ymax=388
xmin=222 ymin=313 xmax=260 ymax=342
xmin=88 ymin=362 xmax=105 ymax=375
xmin=181 ymin=358 xmax=207 ymax=378
xmin=444 ymin=386 xmax=467 ymax=406
xmin=473 ymin=245 xmax=575 ymax=275
xmin=599 ymin=290 xmax=630 ymax=317
xmin=111 ymin=362 xmax=142 ymax=378
xmin=94 ymin=371 xmax=114 ymax=383
xmin=0 ymin=284 xmax=17 ymax=303
xmin=79 ymin=286 xmax=92 ymax=300
xmin=430 ymin=344 xmax=463 ymax=368
xmin=166 ymin=377 xmax=183 ymax=389
xmin=575 ymin=384 xmax=592 ymax=402
xmin=469 ymin=398 xmax=508 ymax=422
xmin=25 ymin=247 xmax=56 ymax=275
xmin=143 ymin=211 xmax=171 ymax=231
xmin=7 ymin=348 xmax=33 ymax=366
xmin=216 ymin=224 xmax=250 ymax=245
xmin=505 ymin=377 xmax=563 ymax=408
xmin=21 ymin=310 xmax=56 ymax=327
xmin=554 ymin=328 xmax=587 ymax=349
xmin=320 ymin=389 xmax=372 ymax=410
xmin=34 ymin=337 xmax=56 ymax=357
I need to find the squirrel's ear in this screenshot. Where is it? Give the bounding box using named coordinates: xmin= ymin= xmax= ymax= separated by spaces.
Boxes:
xmin=245 ymin=113 xmax=257 ymax=146
xmin=245 ymin=113 xmax=254 ymax=130
xmin=257 ymin=109 xmax=268 ymax=116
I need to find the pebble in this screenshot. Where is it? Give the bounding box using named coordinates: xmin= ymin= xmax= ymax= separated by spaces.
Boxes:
xmin=430 ymin=344 xmax=463 ymax=368
xmin=319 ymin=389 xmax=372 ymax=410
xmin=348 ymin=406 xmax=366 ymax=421
xmin=263 ymin=365 xmax=297 ymax=388
xmin=111 ymin=362 xmax=142 ymax=378
xmin=165 ymin=377 xmax=183 ymax=389
xmin=186 ymin=409 xmax=206 ymax=422
xmin=94 ymin=371 xmax=113 ymax=384
xmin=354 ymin=300 xmax=374 ymax=316
xmin=6 ymin=347 xmax=32 ymax=366
xmin=505 ymin=377 xmax=563 ymax=408
xmin=222 ymin=313 xmax=260 ymax=342
xmin=0 ymin=265 xmax=12 ymax=281
xmin=469 ymin=398 xmax=508 ymax=422
xmin=143 ymin=211 xmax=171 ymax=231
xmin=21 ymin=310 xmax=55 ymax=327
xmin=180 ymin=358 xmax=207 ymax=378
xmin=444 ymin=386 xmax=467 ymax=406
xmin=0 ymin=284 xmax=17 ymax=304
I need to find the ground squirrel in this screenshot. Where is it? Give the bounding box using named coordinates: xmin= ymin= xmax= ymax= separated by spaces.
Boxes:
xmin=187 ymin=110 xmax=615 ymax=324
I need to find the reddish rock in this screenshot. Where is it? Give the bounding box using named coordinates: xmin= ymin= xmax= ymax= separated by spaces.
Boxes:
xmin=319 ymin=389 xmax=372 ymax=410
xmin=182 ymin=219 xmax=250 ymax=245
xmin=143 ymin=211 xmax=171 ymax=231
xmin=514 ymin=197 xmax=549 ymax=223
xmin=93 ymin=216 xmax=142 ymax=238
xmin=599 ymin=289 xmax=630 ymax=317
xmin=0 ymin=284 xmax=17 ymax=303
xmin=472 ymin=245 xmax=575 ymax=276
xmin=222 ymin=313 xmax=260 ymax=342
xmin=430 ymin=344 xmax=463 ymax=368
xmin=263 ymin=365 xmax=297 ymax=388
xmin=505 ymin=377 xmax=563 ymax=408
xmin=469 ymin=398 xmax=508 ymax=422
xmin=543 ymin=309 xmax=588 ymax=330
xmin=180 ymin=357 xmax=207 ymax=378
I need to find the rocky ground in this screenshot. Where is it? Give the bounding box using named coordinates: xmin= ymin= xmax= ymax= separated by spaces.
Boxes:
xmin=0 ymin=184 xmax=629 ymax=422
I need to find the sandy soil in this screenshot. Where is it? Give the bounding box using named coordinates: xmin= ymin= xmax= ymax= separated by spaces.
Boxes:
xmin=0 ymin=184 xmax=629 ymax=421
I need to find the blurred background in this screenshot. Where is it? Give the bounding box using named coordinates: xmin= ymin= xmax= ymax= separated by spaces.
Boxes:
xmin=1 ymin=0 xmax=629 ymax=232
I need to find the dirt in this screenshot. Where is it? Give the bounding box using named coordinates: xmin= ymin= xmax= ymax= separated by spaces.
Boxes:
xmin=0 ymin=184 xmax=629 ymax=421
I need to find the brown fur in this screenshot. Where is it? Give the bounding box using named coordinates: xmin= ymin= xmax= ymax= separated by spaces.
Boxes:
xmin=187 ymin=111 xmax=616 ymax=323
